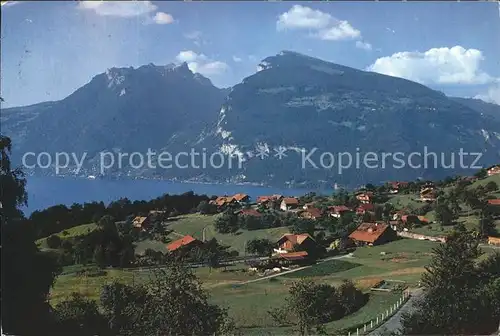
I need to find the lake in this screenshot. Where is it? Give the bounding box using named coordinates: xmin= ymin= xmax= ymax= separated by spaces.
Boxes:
xmin=24 ymin=176 xmax=333 ymax=215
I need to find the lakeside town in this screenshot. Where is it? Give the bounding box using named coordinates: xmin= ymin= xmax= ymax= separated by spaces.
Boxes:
xmin=13 ymin=160 xmax=499 ymax=335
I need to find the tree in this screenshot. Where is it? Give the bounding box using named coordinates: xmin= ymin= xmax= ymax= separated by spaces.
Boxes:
xmin=214 ymin=211 xmax=239 ymax=234
xmin=475 ymin=168 xmax=487 ymax=178
xmin=401 ymin=230 xmax=500 ymax=334
xmin=47 ymin=234 xmax=62 ymax=249
xmin=53 ymin=293 xmax=108 ymax=336
xmin=434 ymin=201 xmax=458 ymax=225
xmin=1 ymin=136 xmax=62 ymax=335
xmin=104 ymin=261 xmax=235 ymax=335
xmin=197 ymin=200 xmax=217 ymax=215
xmin=485 ymin=181 xmax=498 ymax=192
xmin=246 ymin=238 xmax=275 ymax=257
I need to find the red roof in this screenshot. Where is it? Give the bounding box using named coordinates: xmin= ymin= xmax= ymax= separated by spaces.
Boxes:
xmin=282 ymin=197 xmax=299 ymax=205
xmin=487 ymin=199 xmax=500 ymax=206
xmin=357 ymin=203 xmax=375 ymax=212
xmin=239 ymin=208 xmax=262 ymax=217
xmin=167 ymin=235 xmax=199 ymax=252
xmin=274 ymin=251 xmax=309 ymax=260
xmin=349 ymin=223 xmax=390 ymax=243
xmin=277 ymin=233 xmax=314 ymax=246
xmin=328 ymin=205 xmax=351 ymax=213
xmin=233 ymin=193 xmax=249 ymax=201
xmin=302 ymin=207 xmax=323 ymax=218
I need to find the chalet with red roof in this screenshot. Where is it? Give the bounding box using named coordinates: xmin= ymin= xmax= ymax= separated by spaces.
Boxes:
xmin=488 ymin=236 xmax=500 ymax=246
xmin=167 ymin=235 xmax=203 ymax=252
xmin=328 ymin=205 xmax=351 ymax=218
xmin=356 ymin=192 xmax=373 ymax=204
xmin=299 ymin=207 xmax=324 ymax=220
xmin=356 ymin=203 xmax=375 ymax=215
xmin=280 ymin=197 xmax=300 ymax=211
xmin=238 ymin=208 xmax=262 ymax=217
xmin=272 ymin=251 xmax=310 ymax=265
xmin=256 ymin=195 xmax=283 ymax=208
xmin=233 ymin=193 xmax=250 ymax=203
xmin=420 ymin=187 xmax=436 ymax=202
xmin=487 ymin=199 xmax=500 ymax=206
xmin=348 ymin=223 xmax=396 ymax=246
xmin=275 ymin=233 xmax=316 ymax=253
xmin=388 ymin=181 xmax=409 ymax=194
xmin=487 ymin=165 xmax=500 ymax=177
xmin=132 ymin=216 xmax=150 ymax=230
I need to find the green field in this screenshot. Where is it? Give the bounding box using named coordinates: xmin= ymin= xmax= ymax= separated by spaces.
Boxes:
xmin=167 ymin=214 xmax=291 ymax=254
xmin=284 ymin=259 xmax=361 ymax=278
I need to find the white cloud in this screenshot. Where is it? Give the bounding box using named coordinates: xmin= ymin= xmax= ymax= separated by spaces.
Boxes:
xmin=78 ymin=1 xmax=158 ymax=17
xmin=232 ymin=56 xmax=242 ymax=63
xmin=368 ymin=46 xmax=496 ymax=85
xmin=355 ymin=41 xmax=372 ymax=51
xmin=175 ymin=51 xmax=229 ymax=76
xmin=153 ymin=12 xmax=174 ymax=25
xmin=315 ymin=21 xmax=361 ymax=41
xmin=475 ymin=85 xmax=500 ymax=105
xmin=277 ymin=5 xmax=368 ymax=48
xmin=277 ymin=5 xmax=331 ymax=31
xmin=184 ymin=31 xmax=205 ymax=46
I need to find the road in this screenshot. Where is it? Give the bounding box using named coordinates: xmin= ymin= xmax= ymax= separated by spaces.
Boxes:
xmin=238 ymin=253 xmax=354 ymax=285
xmin=368 ymin=288 xmax=424 ymax=336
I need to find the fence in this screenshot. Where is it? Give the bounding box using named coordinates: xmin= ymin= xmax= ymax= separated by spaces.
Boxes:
xmin=397 ymin=231 xmax=447 ymax=243
xmin=345 ymin=290 xmax=411 ymax=336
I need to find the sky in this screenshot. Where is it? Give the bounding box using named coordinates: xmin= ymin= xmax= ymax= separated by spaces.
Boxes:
xmin=1 ymin=1 xmax=500 ymax=108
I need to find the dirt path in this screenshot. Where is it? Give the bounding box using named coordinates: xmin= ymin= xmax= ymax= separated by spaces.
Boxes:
xmin=368 ymin=288 xmax=424 ymax=336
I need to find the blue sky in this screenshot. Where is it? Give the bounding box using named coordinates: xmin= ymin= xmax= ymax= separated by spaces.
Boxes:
xmin=1 ymin=1 xmax=500 ymax=107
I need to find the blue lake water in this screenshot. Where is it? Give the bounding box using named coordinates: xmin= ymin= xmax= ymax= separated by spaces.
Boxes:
xmin=24 ymin=176 xmax=333 ymax=215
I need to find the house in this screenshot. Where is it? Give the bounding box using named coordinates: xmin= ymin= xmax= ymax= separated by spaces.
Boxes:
xmin=400 ymin=215 xmax=429 ymax=226
xmin=487 ymin=199 xmax=500 ymax=206
xmin=132 ymin=216 xmax=150 ymax=230
xmin=210 ymin=196 xmax=236 ymax=207
xmin=487 ymin=236 xmax=500 ymax=246
xmin=299 ymin=207 xmax=323 ymax=220
xmin=392 ymin=209 xmax=407 ymax=221
xmin=280 ymin=197 xmax=300 ymax=211
xmin=356 ymin=203 xmax=375 ymax=215
xmin=167 ymin=235 xmax=203 ymax=252
xmin=348 ymin=223 xmax=396 ymax=246
xmin=487 ymin=165 xmax=500 ymax=177
xmin=302 ymin=202 xmax=316 ymax=210
xmin=420 ymin=187 xmax=436 ymax=202
xmin=233 ymin=193 xmax=250 ymax=203
xmin=328 ymin=205 xmax=351 ymax=218
xmin=256 ymin=195 xmax=283 ymax=208
xmin=238 ymin=208 xmax=262 ymax=217
xmin=275 ymin=233 xmax=316 ymax=253
xmin=272 ymin=251 xmax=310 ymax=266
xmin=356 ymin=192 xmax=373 ymax=204
xmin=388 ymin=181 xmax=408 ymax=194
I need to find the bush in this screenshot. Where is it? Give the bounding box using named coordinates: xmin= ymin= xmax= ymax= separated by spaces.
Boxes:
xmin=46 ymin=234 xmax=62 ymax=249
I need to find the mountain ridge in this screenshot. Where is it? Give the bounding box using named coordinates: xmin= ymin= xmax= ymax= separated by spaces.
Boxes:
xmin=2 ymin=52 xmax=499 ymax=186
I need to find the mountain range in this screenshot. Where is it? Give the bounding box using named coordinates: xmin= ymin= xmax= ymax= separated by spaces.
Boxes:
xmin=2 ymin=51 xmax=500 ymax=187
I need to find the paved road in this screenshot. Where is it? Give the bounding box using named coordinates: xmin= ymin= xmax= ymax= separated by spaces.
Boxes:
xmin=368 ymin=288 xmax=424 ymax=336
xmin=238 ymin=253 xmax=354 ymax=285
